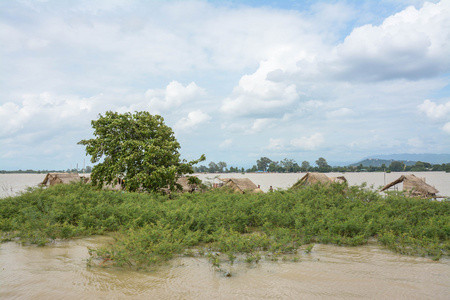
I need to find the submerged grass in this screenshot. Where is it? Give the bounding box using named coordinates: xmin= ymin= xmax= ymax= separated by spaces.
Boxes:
xmin=1 ymin=181 xmax=449 ymax=269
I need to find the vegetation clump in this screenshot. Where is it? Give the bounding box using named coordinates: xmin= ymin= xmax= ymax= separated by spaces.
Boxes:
xmin=0 ymin=182 xmax=448 ymax=270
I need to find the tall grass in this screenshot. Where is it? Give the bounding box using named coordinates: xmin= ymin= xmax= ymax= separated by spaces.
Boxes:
xmin=1 ymin=182 xmax=448 ymax=268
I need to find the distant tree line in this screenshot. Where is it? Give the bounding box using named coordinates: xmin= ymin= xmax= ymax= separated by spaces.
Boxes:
xmin=3 ymin=159 xmax=450 ymax=175
xmin=193 ymin=157 xmax=450 ymax=173
xmin=0 ymin=166 xmax=93 ymax=174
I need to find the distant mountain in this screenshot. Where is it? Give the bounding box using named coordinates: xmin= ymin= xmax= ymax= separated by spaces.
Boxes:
xmin=348 ymin=158 xmax=416 ymax=168
xmin=364 ymin=153 xmax=450 ymax=165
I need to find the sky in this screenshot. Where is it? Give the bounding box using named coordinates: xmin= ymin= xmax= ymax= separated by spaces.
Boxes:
xmin=1 ymin=0 xmax=450 ymax=170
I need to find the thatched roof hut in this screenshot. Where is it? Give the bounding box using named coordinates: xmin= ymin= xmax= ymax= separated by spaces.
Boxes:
xmin=329 ymin=176 xmax=347 ymax=184
xmin=175 ymin=176 xmax=199 ymax=193
xmin=159 ymin=176 xmax=201 ymax=194
xmin=291 ymin=172 xmax=347 ymax=189
xmin=40 ymin=173 xmax=81 ymax=186
xmin=379 ymin=174 xmax=439 ymax=198
xmin=220 ymin=178 xmax=263 ymax=194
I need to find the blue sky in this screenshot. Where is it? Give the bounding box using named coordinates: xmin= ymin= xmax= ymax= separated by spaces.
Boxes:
xmin=1 ymin=0 xmax=449 ymax=170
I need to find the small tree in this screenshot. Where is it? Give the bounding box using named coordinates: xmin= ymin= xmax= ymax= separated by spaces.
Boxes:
xmin=194 ymin=165 xmax=208 ymax=173
xmin=301 ymin=161 xmax=310 ymax=172
xmin=410 ymin=161 xmax=426 ymax=171
xmin=257 ymin=157 xmax=272 ymax=172
xmin=217 ymin=161 xmax=227 ymax=173
xmin=267 ymin=161 xmax=280 ymax=172
xmin=389 ymin=161 xmax=404 ymax=172
xmin=315 ymin=157 xmax=332 ymax=172
xmin=78 ymin=111 xmax=205 ymax=193
xmin=208 ymin=162 xmax=219 ymax=173
xmin=280 ymin=158 xmax=295 ymax=173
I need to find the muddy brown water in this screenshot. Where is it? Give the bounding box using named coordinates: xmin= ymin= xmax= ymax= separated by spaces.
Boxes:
xmin=194 ymin=171 xmax=450 ymax=196
xmin=1 ymin=172 xmax=449 ymax=197
xmin=1 ymin=237 xmax=449 ymax=299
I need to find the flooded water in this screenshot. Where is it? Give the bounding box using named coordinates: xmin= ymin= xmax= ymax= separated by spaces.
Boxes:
xmin=195 ymin=172 xmax=450 ymax=196
xmin=1 ymin=237 xmax=449 ymax=299
xmin=0 ymin=174 xmax=45 ymax=198
xmin=1 ymin=172 xmax=449 ymax=198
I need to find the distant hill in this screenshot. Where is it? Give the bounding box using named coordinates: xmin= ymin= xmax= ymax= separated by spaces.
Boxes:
xmin=348 ymin=153 xmax=450 ymax=167
xmin=364 ymin=154 xmax=450 ymax=165
xmin=348 ymin=158 xmax=416 ymax=168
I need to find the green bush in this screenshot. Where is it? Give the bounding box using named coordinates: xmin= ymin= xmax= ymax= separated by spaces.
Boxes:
xmin=1 ymin=181 xmax=448 ymax=268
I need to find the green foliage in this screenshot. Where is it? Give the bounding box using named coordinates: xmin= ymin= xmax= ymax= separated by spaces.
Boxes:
xmin=1 ymin=181 xmax=449 ymax=270
xmin=78 ymin=111 xmax=205 ymax=193
xmin=187 ymin=176 xmax=202 ymax=186
xmin=389 ymin=161 xmax=404 ymax=172
xmin=315 ymin=157 xmax=332 ymax=172
xmin=256 ymin=157 xmax=272 ymax=172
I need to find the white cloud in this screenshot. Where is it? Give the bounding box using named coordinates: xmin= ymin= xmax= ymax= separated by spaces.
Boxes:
xmin=246 ymin=118 xmax=273 ymax=134
xmin=0 ymin=102 xmax=21 ymax=135
xmin=332 ymin=1 xmax=450 ymax=81
xmin=268 ymin=138 xmax=285 ymax=150
xmin=326 ymin=107 xmax=353 ymax=118
xmin=219 ymin=139 xmax=233 ymax=148
xmin=71 ymin=0 xmax=138 ymax=15
xmin=174 ymin=110 xmax=211 ymax=132
xmin=288 ymin=100 xmax=324 ymax=118
xmin=220 ymin=72 xmax=299 ymax=117
xmin=303 ymin=100 xmax=324 ymax=109
xmin=26 ymin=37 xmax=50 ymax=49
xmin=418 ymin=99 xmax=450 ymax=119
xmin=408 ymin=137 xmax=424 ymax=148
xmin=290 ymin=133 xmax=324 ymax=150
xmin=146 ymin=81 xmax=205 ymax=113
xmin=0 ymin=92 xmax=94 ymax=137
xmin=220 ymin=23 xmax=323 ymax=118
xmin=418 ymin=99 xmax=450 ymax=134
xmin=348 ymin=132 xmax=405 ymax=151
xmin=1 ymin=1 xmax=450 ymax=170
xmin=443 ymin=122 xmax=450 ymax=134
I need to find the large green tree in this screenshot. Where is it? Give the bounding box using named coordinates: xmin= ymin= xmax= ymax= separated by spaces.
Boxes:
xmin=78 ymin=111 xmax=205 ymax=193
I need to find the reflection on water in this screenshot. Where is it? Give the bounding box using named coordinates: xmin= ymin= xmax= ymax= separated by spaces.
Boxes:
xmin=1 ymin=237 xmax=449 ymax=299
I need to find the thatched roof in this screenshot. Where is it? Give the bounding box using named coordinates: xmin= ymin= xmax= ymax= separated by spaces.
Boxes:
xmin=40 ymin=173 xmax=81 ymax=186
xmin=220 ymin=178 xmax=263 ymax=194
xmin=176 ymin=176 xmax=198 ymax=193
xmin=291 ymin=172 xmax=346 ymax=189
xmin=329 ymin=176 xmax=347 ymax=184
xmin=160 ymin=176 xmax=200 ymax=194
xmin=379 ymin=174 xmax=439 ymax=198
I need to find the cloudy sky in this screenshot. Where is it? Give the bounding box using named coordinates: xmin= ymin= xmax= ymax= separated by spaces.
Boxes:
xmin=1 ymin=0 xmax=450 ymax=170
